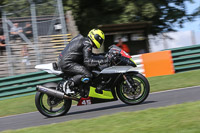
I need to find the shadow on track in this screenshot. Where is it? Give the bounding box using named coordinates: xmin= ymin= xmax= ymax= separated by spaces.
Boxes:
xmin=66 ymin=101 xmax=156 ymax=116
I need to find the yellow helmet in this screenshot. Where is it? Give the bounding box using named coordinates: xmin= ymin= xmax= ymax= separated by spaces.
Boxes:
xmin=88 ymin=29 xmax=105 ymax=49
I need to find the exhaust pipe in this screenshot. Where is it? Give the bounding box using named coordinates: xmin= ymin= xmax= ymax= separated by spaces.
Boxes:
xmin=36 ymin=85 xmax=79 ymax=101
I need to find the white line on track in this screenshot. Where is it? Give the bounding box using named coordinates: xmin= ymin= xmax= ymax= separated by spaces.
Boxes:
xmin=150 ymin=85 xmax=200 ymax=95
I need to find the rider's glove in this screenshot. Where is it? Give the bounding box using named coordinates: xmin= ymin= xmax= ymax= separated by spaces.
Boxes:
xmin=112 ymin=50 xmax=121 ymax=56
xmin=108 ymin=53 xmax=119 ymax=63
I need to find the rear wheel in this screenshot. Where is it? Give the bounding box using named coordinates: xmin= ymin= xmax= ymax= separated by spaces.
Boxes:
xmin=116 ymin=73 xmax=150 ymax=105
xmin=35 ymin=83 xmax=72 ymax=117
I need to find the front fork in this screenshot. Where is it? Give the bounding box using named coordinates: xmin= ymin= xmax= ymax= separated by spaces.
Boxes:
xmin=122 ymin=74 xmax=135 ymax=92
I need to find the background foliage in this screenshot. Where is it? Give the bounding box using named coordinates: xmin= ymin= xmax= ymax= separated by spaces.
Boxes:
xmin=63 ymin=0 xmax=194 ymax=35
xmin=0 ymin=0 xmax=196 ymax=35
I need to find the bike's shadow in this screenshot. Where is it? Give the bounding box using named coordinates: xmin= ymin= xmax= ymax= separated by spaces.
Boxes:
xmin=66 ymin=100 xmax=156 ymax=116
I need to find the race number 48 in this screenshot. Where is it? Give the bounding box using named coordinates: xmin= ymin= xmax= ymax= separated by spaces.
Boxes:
xmin=82 ymin=99 xmax=91 ymax=105
xmin=77 ymin=97 xmax=92 ymax=106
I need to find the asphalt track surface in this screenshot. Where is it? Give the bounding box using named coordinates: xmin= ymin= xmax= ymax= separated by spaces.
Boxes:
xmin=1 ymin=86 xmax=200 ymax=132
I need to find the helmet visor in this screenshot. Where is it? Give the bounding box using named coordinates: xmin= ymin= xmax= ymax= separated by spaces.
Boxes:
xmin=94 ymin=34 xmax=104 ymax=47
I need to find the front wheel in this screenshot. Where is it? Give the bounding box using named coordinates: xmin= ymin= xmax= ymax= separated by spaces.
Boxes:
xmin=116 ymin=73 xmax=150 ymax=105
xmin=35 ymin=83 xmax=72 ymax=117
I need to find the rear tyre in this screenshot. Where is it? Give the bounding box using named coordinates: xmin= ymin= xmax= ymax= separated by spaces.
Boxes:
xmin=35 ymin=83 xmax=72 ymax=117
xmin=116 ymin=73 xmax=150 ymax=105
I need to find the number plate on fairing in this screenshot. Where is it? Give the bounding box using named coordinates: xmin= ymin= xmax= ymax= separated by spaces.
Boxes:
xmin=77 ymin=97 xmax=92 ymax=106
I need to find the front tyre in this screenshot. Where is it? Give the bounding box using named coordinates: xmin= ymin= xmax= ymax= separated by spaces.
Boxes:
xmin=117 ymin=73 xmax=150 ymax=105
xmin=35 ymin=83 xmax=72 ymax=117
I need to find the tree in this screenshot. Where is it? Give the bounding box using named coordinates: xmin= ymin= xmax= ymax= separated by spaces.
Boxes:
xmin=0 ymin=0 xmax=56 ymax=18
xmin=0 ymin=0 xmax=194 ymax=35
xmin=63 ymin=0 xmax=194 ymax=35
xmin=192 ymin=3 xmax=200 ymax=22
xmin=0 ymin=0 xmax=30 ymax=18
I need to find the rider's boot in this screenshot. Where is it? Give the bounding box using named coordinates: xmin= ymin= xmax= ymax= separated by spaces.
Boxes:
xmin=95 ymin=81 xmax=106 ymax=94
xmin=81 ymin=78 xmax=103 ymax=94
xmin=63 ymin=80 xmax=75 ymax=94
xmin=95 ymin=84 xmax=103 ymax=94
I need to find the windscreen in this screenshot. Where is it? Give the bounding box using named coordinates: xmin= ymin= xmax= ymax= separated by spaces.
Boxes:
xmin=108 ymin=45 xmax=131 ymax=58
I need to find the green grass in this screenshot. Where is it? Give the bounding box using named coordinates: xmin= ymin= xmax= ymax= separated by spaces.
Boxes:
xmin=0 ymin=69 xmax=200 ymax=117
xmin=2 ymin=100 xmax=200 ymax=133
xmin=0 ymin=95 xmax=77 ymax=117
xmin=0 ymin=95 xmax=36 ymax=117
xmin=148 ymin=69 xmax=200 ymax=92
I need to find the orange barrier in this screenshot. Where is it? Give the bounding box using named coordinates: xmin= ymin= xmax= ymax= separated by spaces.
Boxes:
xmin=141 ymin=50 xmax=175 ymax=77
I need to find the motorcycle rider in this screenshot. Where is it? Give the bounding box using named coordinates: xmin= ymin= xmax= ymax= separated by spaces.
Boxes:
xmin=58 ymin=29 xmax=109 ymax=94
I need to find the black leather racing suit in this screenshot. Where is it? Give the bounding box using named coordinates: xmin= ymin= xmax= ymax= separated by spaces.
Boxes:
xmin=58 ymin=34 xmax=108 ymax=85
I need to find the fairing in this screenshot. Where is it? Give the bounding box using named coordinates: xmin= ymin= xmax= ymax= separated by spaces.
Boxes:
xmin=108 ymin=45 xmax=137 ymax=67
xmin=35 ymin=63 xmax=63 ymax=75
xmin=100 ymin=66 xmax=138 ymax=74
xmin=120 ymin=50 xmax=132 ymax=58
xmin=89 ymin=86 xmax=114 ymax=99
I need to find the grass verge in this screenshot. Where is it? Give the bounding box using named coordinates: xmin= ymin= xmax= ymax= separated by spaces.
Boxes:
xmin=0 ymin=69 xmax=200 ymax=117
xmin=148 ymin=69 xmax=200 ymax=92
xmin=2 ymin=100 xmax=200 ymax=133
